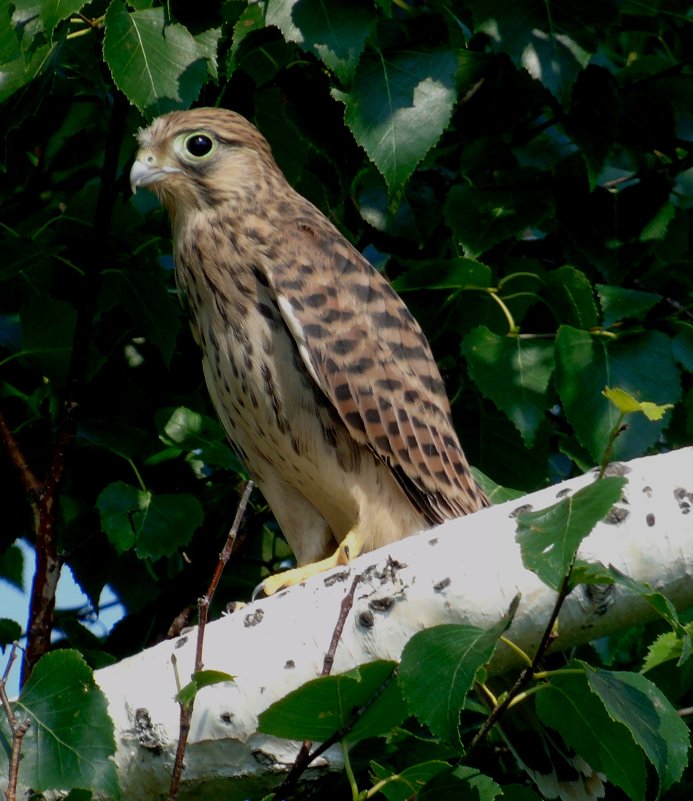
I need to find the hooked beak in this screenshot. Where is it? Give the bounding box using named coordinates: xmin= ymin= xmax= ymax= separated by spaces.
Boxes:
xmin=129 ymin=158 xmax=182 ymax=193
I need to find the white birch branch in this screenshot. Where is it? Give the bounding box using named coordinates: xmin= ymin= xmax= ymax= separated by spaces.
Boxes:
xmin=93 ymin=447 xmax=693 ymax=800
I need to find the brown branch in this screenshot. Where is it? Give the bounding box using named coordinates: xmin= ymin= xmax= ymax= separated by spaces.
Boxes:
xmin=0 ymin=411 xmax=41 ymax=502
xmin=20 ymin=92 xmax=129 ymax=685
xmin=270 ymin=572 xmax=363 ymax=801
xmin=1 ymin=644 xmax=31 ymax=801
xmin=168 ymin=480 xmax=254 ymax=801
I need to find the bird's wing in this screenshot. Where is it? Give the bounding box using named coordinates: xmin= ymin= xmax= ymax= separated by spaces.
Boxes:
xmin=264 ymin=212 xmax=487 ymax=524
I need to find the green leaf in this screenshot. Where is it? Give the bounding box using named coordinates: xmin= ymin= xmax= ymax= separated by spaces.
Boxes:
xmin=466 ymin=0 xmax=617 ymax=102
xmin=554 ymin=327 xmax=681 ymax=462
xmin=642 ymin=626 xmax=693 ymax=673
xmin=417 ymin=765 xmax=502 ymax=801
xmin=97 ymin=480 xmax=203 ymax=559
xmin=103 ymin=1 xmax=209 ymax=117
xmin=391 ymin=259 xmax=492 ymax=292
xmin=227 ymin=1 xmax=266 ymax=74
xmin=40 ymin=0 xmax=87 ymax=40
xmin=606 ymin=567 xmax=691 ymax=662
xmin=20 ymin=294 xmax=77 ymax=387
xmin=0 ymin=650 xmax=119 ymax=797
xmin=370 ymin=760 xmax=450 ymax=801
xmin=640 ymin=201 xmax=676 ymax=241
xmin=0 ymin=7 xmax=57 ymax=102
xmin=266 ymin=0 xmax=372 ymax=83
xmin=333 ymin=47 xmax=457 ymax=194
xmin=101 ymin=270 xmax=181 ymax=366
xmin=258 ymin=661 xmax=402 ymax=743
xmin=399 ymin=600 xmax=518 ymax=747
xmin=596 ymin=285 xmax=661 ymax=328
xmin=0 ymin=543 xmax=24 ymax=591
xmin=671 ymin=322 xmax=693 ymax=371
xmin=155 ymin=406 xmax=238 ymax=470
xmin=603 ymin=387 xmax=673 ymax=421
xmin=542 ymin=266 xmax=599 ymax=329
xmin=536 ymin=668 xmax=647 ymax=801
xmin=588 ymin=667 xmax=690 ymax=793
xmin=0 ymin=618 xmax=22 ymax=649
xmin=564 ymin=65 xmax=619 ymax=187
xmin=515 ymin=477 xmax=626 ymax=590
xmin=444 ymin=176 xmax=552 ymax=258
xmin=177 ymin=669 xmax=235 ymax=705
xmin=462 ymin=327 xmax=555 ymax=447
xmin=194 ymin=27 xmax=221 ymax=81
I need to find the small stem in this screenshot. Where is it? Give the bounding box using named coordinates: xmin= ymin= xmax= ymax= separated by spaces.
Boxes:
xmin=342 ymin=740 xmax=359 ymax=801
xmin=127 ymin=457 xmax=148 ymax=492
xmin=497 ymin=272 xmax=544 ymax=289
xmin=477 ymin=682 xmax=498 ymax=707
xmin=506 ymin=683 xmax=550 ymax=708
xmin=498 ymin=635 xmax=533 ymax=667
xmin=168 ymin=480 xmax=253 ymax=801
xmin=270 ymin=573 xmax=363 ymax=801
xmin=468 ymin=570 xmax=572 ymax=753
xmin=485 ymin=289 xmax=519 ymax=335
xmin=597 ymin=412 xmax=626 ymax=479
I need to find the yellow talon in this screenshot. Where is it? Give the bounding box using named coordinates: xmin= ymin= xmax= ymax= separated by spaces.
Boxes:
xmin=254 ymin=530 xmax=364 ymax=597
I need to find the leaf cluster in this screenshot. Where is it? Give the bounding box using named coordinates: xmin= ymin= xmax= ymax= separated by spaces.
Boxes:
xmin=0 ymin=0 xmax=692 ymax=798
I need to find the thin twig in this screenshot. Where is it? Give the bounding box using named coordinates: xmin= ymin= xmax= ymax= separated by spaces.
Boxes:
xmin=467 ymin=571 xmax=571 ymax=753
xmin=322 ymin=572 xmax=362 ymax=677
xmin=0 ymin=412 xmax=41 ymax=502
xmin=168 ymin=480 xmax=254 ymax=801
xmin=1 ymin=644 xmax=31 ymax=801
xmin=270 ymin=572 xmax=362 ymax=801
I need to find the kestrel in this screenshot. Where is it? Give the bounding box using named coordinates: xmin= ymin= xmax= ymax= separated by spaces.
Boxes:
xmin=130 ymin=108 xmax=488 ymax=595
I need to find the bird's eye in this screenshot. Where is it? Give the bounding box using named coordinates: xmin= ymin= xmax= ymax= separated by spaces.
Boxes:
xmin=184 ymin=133 xmax=214 ymax=158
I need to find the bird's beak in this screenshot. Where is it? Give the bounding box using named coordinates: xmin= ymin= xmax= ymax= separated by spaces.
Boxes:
xmin=129 ymin=157 xmax=182 ymax=193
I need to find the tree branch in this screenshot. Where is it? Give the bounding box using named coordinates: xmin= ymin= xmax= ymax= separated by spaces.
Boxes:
xmin=88 ymin=448 xmax=693 ymax=801
xmin=21 ymin=92 xmax=130 ymax=684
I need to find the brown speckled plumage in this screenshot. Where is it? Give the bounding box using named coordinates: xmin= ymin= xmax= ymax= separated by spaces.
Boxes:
xmin=131 ymin=107 xmax=488 ymax=594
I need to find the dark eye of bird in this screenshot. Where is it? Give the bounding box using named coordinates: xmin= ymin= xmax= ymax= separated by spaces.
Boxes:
xmin=185 ymin=134 xmax=213 ymax=157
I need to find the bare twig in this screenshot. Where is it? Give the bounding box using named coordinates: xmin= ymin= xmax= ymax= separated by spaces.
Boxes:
xmin=1 ymin=644 xmax=31 ymax=801
xmin=0 ymin=412 xmax=41 ymax=502
xmin=321 ymin=572 xmax=363 ymax=678
xmin=168 ymin=480 xmax=254 ymax=801
xmin=270 ymin=572 xmax=362 ymax=801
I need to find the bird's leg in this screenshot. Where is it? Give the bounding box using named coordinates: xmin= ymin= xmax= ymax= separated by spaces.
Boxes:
xmin=255 ymin=529 xmax=365 ymax=597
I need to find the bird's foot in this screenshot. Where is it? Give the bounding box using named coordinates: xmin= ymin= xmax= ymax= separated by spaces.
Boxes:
xmin=252 ymin=530 xmax=363 ymax=598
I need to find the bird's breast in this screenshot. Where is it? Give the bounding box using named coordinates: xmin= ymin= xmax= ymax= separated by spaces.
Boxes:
xmin=174 ymin=224 xmax=361 ymax=483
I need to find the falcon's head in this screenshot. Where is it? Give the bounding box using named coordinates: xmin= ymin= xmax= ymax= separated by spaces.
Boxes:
xmin=130 ymin=108 xmax=281 ymax=215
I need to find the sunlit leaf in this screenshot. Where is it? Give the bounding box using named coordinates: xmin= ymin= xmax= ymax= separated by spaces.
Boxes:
xmin=0 ymin=651 xmax=119 ymax=797
xmin=333 ymin=48 xmax=456 ymax=193
xmin=515 ymin=478 xmax=626 ymax=589
xmin=399 ymin=599 xmax=518 ymax=747
xmin=103 ymin=1 xmax=209 ymax=116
